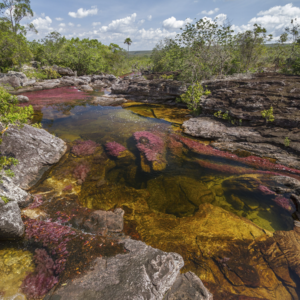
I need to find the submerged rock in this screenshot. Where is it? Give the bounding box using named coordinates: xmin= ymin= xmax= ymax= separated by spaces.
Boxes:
xmin=165 ymin=271 xmax=213 ymax=300
xmin=0 ymin=124 xmax=67 ymax=190
xmin=47 ymin=239 xmax=185 ymax=300
xmin=0 ymin=201 xmax=24 ymax=240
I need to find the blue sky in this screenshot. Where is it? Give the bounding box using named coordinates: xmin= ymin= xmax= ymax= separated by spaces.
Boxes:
xmin=25 ymin=0 xmax=300 ymax=50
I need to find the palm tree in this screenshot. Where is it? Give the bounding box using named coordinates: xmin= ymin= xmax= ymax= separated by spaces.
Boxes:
xmin=124 ymin=37 xmax=132 ymax=53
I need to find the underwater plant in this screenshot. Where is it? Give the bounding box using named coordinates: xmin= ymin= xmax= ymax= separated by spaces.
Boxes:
xmin=73 ymin=161 xmax=90 ymax=184
xmin=258 ymin=185 xmax=276 ymax=195
xmin=21 ymin=249 xmax=58 ymax=299
xmin=273 ymin=196 xmax=296 ymax=213
xmin=105 ymin=141 xmax=126 ymax=157
xmin=71 ymin=140 xmax=98 ymax=156
xmin=133 ymin=131 xmax=164 ymax=162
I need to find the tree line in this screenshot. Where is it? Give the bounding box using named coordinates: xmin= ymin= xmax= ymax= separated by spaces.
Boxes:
xmin=151 ymin=18 xmax=300 ymax=83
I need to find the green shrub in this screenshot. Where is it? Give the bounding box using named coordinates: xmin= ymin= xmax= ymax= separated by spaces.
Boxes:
xmin=177 ymin=82 xmax=210 ymax=115
xmin=284 ymin=137 xmax=290 ymax=147
xmin=261 ymin=106 xmax=275 ymax=123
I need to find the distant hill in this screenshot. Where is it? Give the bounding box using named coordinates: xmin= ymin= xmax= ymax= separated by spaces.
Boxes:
xmin=128 ymin=50 xmax=152 ymax=57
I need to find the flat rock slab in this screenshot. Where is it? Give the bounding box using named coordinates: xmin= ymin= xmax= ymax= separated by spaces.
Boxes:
xmin=47 ymin=239 xmax=184 ymax=300
xmin=91 ymin=96 xmax=126 ymax=106
xmin=0 ymin=124 xmax=67 ymax=190
xmin=164 ymin=272 xmax=213 ymax=300
xmin=0 ymin=201 xmax=24 ymax=240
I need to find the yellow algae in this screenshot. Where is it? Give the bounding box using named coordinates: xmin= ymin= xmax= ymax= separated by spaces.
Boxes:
xmin=124 ymin=103 xmax=190 ymax=124
xmin=0 ymin=249 xmax=34 ymax=300
xmin=22 ymin=208 xmax=48 ymax=220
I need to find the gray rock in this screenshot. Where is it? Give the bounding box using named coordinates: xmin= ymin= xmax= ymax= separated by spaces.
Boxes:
xmin=80 ymin=85 xmax=93 ymax=92
xmin=52 ymin=65 xmax=75 ymax=76
xmin=60 ymin=78 xmax=75 ymax=86
xmin=22 ymin=79 xmax=36 ymax=87
xmin=182 ymin=117 xmax=260 ymax=141
xmin=78 ymin=76 xmax=91 ymax=83
xmin=17 ymin=95 xmax=29 ymax=103
xmin=48 ymin=239 xmax=184 ymax=300
xmin=91 ymin=96 xmax=126 ymax=106
xmin=0 ymin=176 xmax=32 ymax=208
xmin=0 ymin=201 xmax=24 ymax=240
xmin=0 ymin=124 xmax=67 ymax=190
xmin=111 ymin=78 xmax=186 ymax=100
xmin=74 ymin=78 xmax=86 ymax=86
xmin=164 ymin=272 xmax=213 ymax=300
xmin=79 ymin=208 xmax=124 ymax=235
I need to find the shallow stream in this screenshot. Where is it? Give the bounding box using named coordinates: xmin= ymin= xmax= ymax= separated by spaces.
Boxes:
xmin=2 ymin=86 xmax=300 ymax=300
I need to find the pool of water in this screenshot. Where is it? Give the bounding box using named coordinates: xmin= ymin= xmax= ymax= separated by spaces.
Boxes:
xmin=3 ymin=86 xmax=300 ymax=300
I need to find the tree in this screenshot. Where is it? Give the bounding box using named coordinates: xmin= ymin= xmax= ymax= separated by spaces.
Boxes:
xmin=124 ymin=37 xmax=132 ymax=53
xmin=0 ymin=0 xmax=37 ymax=34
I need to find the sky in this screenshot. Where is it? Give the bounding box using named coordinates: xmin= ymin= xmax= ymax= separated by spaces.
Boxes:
xmin=24 ymin=0 xmax=300 ymax=50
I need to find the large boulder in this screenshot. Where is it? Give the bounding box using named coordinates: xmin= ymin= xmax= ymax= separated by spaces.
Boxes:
xmin=52 ymin=65 xmax=75 ymax=76
xmin=47 ymin=239 xmax=184 ymax=300
xmin=0 ymin=124 xmax=67 ymax=190
xmin=0 ymin=201 xmax=24 ymax=240
xmin=17 ymin=95 xmax=29 ymax=103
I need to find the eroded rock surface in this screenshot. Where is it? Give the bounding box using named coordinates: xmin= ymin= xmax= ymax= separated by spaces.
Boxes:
xmin=165 ymin=272 xmax=213 ymax=300
xmin=47 ymin=239 xmax=185 ymax=300
xmin=0 ymin=124 xmax=67 ymax=190
xmin=0 ymin=201 xmax=24 ymax=239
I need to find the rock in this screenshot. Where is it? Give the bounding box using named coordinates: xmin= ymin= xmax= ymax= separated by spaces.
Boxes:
xmin=60 ymin=78 xmax=75 ymax=86
xmin=91 ymin=96 xmax=126 ymax=106
xmin=16 ymin=95 xmax=29 ymax=103
xmin=182 ymin=117 xmax=300 ymax=170
xmin=0 ymin=124 xmax=67 ymax=190
xmin=74 ymin=208 xmax=124 ymax=235
xmin=74 ymin=78 xmax=86 ymax=86
xmin=0 ymin=71 xmax=28 ymax=88
xmin=0 ymin=176 xmax=32 ymax=208
xmin=111 ymin=77 xmax=187 ymax=101
xmin=164 ymin=271 xmax=213 ymax=300
xmin=80 ymin=85 xmax=93 ymax=92
xmin=52 ymin=65 xmax=75 ymax=76
xmin=47 ymin=239 xmax=184 ymax=300
xmin=0 ymin=201 xmax=24 ymax=240
xmin=22 ymin=79 xmax=36 ymax=87
xmin=78 ymin=76 xmax=91 ymax=83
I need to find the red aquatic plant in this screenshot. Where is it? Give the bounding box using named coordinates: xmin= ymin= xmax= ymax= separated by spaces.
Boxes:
xmin=172 ymin=134 xmax=300 ymax=178
xmin=105 ymin=141 xmax=126 ymax=157
xmin=71 ymin=140 xmax=98 ymax=156
xmin=133 ymin=131 xmax=164 ymax=162
xmin=28 ymin=194 xmax=44 ymax=209
xmin=73 ymin=161 xmax=90 ymax=184
xmin=21 ymin=249 xmax=58 ymax=299
xmin=23 ymin=219 xmax=76 ymax=297
xmin=273 ymin=196 xmax=296 ymax=213
xmin=258 ymin=185 xmax=276 ymax=195
xmin=63 ymin=184 xmax=73 ymax=191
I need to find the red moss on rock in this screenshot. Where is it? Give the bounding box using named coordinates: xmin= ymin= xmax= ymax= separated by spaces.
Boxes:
xmin=273 ymin=196 xmax=296 ymax=213
xmin=133 ymin=131 xmax=164 ymax=162
xmin=73 ymin=161 xmax=90 ymax=184
xmin=105 ymin=141 xmax=126 ymax=157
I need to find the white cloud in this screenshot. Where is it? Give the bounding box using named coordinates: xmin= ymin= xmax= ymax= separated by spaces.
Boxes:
xmin=100 ymin=13 xmax=137 ymax=33
xmin=41 ymin=13 xmax=45 ymax=17
xmin=147 ymin=15 xmax=152 ymax=21
xmin=233 ymin=3 xmax=300 ymax=39
xmin=69 ymin=6 xmax=98 ymax=19
xmin=56 ymin=17 xmax=63 ymax=21
xmin=77 ymin=24 xmax=81 ymax=27
xmin=201 ymin=8 xmax=219 ymax=15
xmin=138 ymin=19 xmax=145 ymax=25
xmin=93 ymin=22 xmax=101 ymax=27
xmin=68 ymin=22 xmax=74 ymax=26
xmin=59 ymin=23 xmax=66 ymax=27
xmin=162 ymin=16 xmax=192 ymax=29
xmin=32 ymin=16 xmax=53 ymax=30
